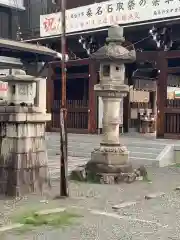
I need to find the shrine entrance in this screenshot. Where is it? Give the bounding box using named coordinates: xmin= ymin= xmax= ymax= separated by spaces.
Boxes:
xmin=46 ymin=59 xmax=97 ymax=134
xmin=136 ymin=50 xmax=180 ymax=139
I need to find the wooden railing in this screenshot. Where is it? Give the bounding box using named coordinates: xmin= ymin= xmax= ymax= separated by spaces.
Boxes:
xmin=165 ymin=99 xmax=180 ymax=136
xmin=52 ymin=99 xmax=89 ymax=130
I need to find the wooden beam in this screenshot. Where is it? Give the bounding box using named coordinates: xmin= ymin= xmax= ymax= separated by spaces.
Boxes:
xmin=166 ymin=50 xmax=180 ymax=59
xmin=52 ymin=107 xmax=88 ymax=113
xmin=52 ymin=73 xmax=89 ymax=79
xmin=88 ymin=60 xmax=97 ymax=134
xmin=156 ymin=52 xmax=167 ymax=138
xmin=136 ymin=51 xmax=158 ymax=62
xmin=164 ymin=108 xmax=180 ymax=114
xmin=50 ymin=58 xmax=90 ymax=67
xmin=167 ymin=67 xmax=180 ymax=74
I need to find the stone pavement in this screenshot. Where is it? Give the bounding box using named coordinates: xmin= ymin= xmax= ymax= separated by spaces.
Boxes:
xmin=46 ymin=132 xmax=180 ymax=179
xmin=2 ymin=165 xmax=180 ymax=239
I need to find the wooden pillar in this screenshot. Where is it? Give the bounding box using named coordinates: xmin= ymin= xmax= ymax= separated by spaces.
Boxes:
xmin=88 ymin=60 xmax=97 ymax=134
xmin=156 ymin=52 xmax=168 ymax=138
xmin=46 ymin=63 xmax=54 ymax=132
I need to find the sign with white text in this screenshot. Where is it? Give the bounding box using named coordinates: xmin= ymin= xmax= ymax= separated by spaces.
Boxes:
xmin=0 ymin=0 xmax=24 ymax=10
xmin=40 ymin=0 xmax=180 ymax=37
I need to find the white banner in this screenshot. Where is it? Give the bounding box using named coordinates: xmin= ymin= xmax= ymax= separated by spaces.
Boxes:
xmin=0 ymin=0 xmax=24 ymax=10
xmin=40 ymin=0 xmax=180 ymax=37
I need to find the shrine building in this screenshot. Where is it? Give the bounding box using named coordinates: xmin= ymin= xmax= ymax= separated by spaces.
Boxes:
xmin=23 ymin=0 xmax=180 ymax=139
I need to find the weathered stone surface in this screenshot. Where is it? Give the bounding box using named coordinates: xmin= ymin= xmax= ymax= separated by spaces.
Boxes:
xmin=70 ymin=161 xmax=137 ymax=185
xmin=174 ymin=186 xmax=180 ymax=191
xmin=70 ymin=167 xmax=87 ymax=181
xmin=0 ymin=113 xmax=51 ymax=124
xmin=5 ymin=122 xmax=45 ymax=138
xmin=35 ymin=208 xmax=66 ymax=216
xmin=0 ymin=119 xmax=50 ymax=196
xmin=90 ymin=26 xmax=135 ymax=63
xmin=86 ymin=161 xmax=132 ymax=174
xmin=145 ymin=192 xmax=165 ymax=200
xmin=0 ymin=223 xmax=24 ymax=232
xmin=112 ymin=201 xmax=137 ymax=209
xmin=91 ymin=146 xmax=129 ymax=165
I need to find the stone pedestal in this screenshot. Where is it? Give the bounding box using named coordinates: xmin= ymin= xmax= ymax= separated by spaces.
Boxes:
xmin=89 ymin=86 xmax=131 ymax=174
xmin=0 ymin=106 xmax=51 ymax=196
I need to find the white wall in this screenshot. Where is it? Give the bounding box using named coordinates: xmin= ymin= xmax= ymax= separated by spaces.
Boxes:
xmin=0 ymin=0 xmax=25 ymax=10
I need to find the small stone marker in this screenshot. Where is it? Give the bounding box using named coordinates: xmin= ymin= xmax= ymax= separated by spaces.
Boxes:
xmin=112 ymin=201 xmax=137 ymax=209
xmin=35 ymin=207 xmax=66 ymax=216
xmin=0 ymin=223 xmax=24 ymax=232
xmin=175 ymin=186 xmax=180 ymax=191
xmin=145 ymin=192 xmax=165 ymax=200
xmin=136 ymin=176 xmax=143 ymax=181
xmin=71 ymin=167 xmax=86 ymax=181
xmin=40 ymin=199 xmax=48 ymax=204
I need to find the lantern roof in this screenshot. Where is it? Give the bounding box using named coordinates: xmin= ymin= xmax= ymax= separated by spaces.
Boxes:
xmin=90 ymin=25 xmax=136 ymax=63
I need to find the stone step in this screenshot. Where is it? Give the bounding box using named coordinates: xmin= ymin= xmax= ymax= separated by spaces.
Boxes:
xmin=129 ymin=156 xmax=159 ymax=167
xmin=127 ymin=143 xmax=165 ymax=149
xmin=48 ymin=144 xmax=166 ymax=162
xmin=129 ymin=151 xmax=158 ymax=159
xmin=48 ymin=146 xmax=164 ymax=158
xmin=128 ymin=146 xmax=164 ymax=154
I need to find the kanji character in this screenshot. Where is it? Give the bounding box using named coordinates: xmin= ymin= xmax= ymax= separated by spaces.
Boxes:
xmin=152 ymin=0 xmax=160 ymax=6
xmin=107 ymin=4 xmax=113 ymax=12
xmin=128 ymin=0 xmax=135 ymax=10
xmin=165 ymin=0 xmax=173 ymax=3
xmin=116 ymin=2 xmax=124 ymax=11
xmin=139 ymin=0 xmax=146 ymax=6
xmin=86 ymin=8 xmax=92 ymax=17
xmin=43 ymin=17 xmax=55 ymax=32
xmin=96 ymin=6 xmax=103 ymax=15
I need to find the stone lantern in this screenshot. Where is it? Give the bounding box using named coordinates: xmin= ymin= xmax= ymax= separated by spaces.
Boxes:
xmin=87 ymin=26 xmax=136 ymax=178
xmin=0 ymin=69 xmax=50 ymax=196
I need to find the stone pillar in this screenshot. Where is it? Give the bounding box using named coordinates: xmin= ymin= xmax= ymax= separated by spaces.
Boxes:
xmin=0 ymin=107 xmax=51 ymax=197
xmin=101 ymin=97 xmax=121 ymax=145
xmin=35 ymin=78 xmax=47 ymax=113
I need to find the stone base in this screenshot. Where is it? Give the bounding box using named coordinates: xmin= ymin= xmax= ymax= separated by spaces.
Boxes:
xmin=70 ymin=160 xmax=136 ymax=184
xmin=70 ymin=161 xmax=149 ymax=184
xmin=86 ymin=161 xmax=132 ymax=174
xmin=0 ymin=166 xmax=50 ymax=197
xmin=91 ymin=145 xmax=129 ymax=165
xmin=0 ymin=109 xmax=51 ymax=197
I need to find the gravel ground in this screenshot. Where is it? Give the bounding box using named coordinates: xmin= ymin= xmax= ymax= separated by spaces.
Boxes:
xmin=1 ymin=166 xmax=180 ymax=240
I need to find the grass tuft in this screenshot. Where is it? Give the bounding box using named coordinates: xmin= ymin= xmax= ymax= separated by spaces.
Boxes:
xmin=12 ymin=209 xmax=81 ymax=234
